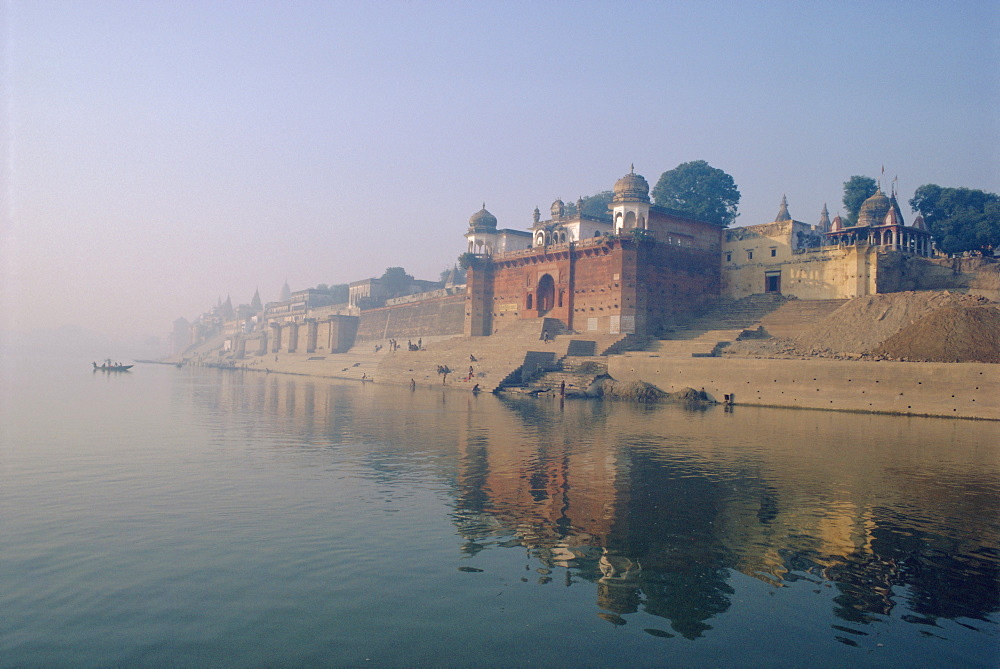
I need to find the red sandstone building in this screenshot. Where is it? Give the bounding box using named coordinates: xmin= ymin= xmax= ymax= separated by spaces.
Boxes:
xmin=464 ymin=168 xmax=723 ymax=337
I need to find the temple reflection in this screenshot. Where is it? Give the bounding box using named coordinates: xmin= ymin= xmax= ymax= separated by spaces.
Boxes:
xmin=178 ymin=370 xmax=1000 ymax=640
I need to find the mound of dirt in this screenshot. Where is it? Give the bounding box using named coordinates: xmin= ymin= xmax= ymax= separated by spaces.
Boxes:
xmin=599 ymin=380 xmax=667 ymax=402
xmin=796 ymin=291 xmax=992 ymax=354
xmin=596 ymin=381 xmax=716 ymax=404
xmin=875 ymin=305 xmax=1000 ymax=363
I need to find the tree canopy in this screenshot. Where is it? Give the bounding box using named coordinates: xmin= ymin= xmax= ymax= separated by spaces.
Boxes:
xmin=313 ymin=283 xmax=349 ymax=303
xmin=842 ymin=175 xmax=877 ymax=226
xmin=909 ymin=184 xmax=1000 ymax=255
xmin=379 ymin=267 xmax=414 ymax=298
xmin=651 ymin=161 xmax=740 ymax=227
xmin=565 ymin=191 xmax=614 ymax=221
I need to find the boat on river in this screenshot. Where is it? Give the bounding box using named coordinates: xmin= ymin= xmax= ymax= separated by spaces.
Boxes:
xmin=93 ymin=362 xmax=133 ymax=372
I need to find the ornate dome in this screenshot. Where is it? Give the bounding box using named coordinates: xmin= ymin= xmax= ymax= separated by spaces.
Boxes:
xmin=856 ymin=188 xmax=891 ymax=228
xmin=551 ymin=199 xmax=565 ymax=219
xmin=612 ymin=165 xmax=650 ymax=204
xmin=468 ymin=204 xmax=497 ymax=231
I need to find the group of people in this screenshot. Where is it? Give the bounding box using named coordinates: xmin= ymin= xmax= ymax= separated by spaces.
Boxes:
xmin=383 ymin=338 xmax=422 ymax=352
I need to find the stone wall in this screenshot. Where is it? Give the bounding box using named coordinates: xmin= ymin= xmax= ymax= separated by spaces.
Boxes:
xmin=632 ymin=242 xmax=720 ymax=334
xmin=465 ymin=264 xmax=494 ymax=336
xmin=473 ymin=237 xmax=719 ymax=337
xmin=608 ymin=355 xmax=999 ymax=420
xmin=355 ymin=294 xmax=465 ymax=342
xmin=488 ymin=247 xmax=576 ymax=333
xmin=876 ymin=254 xmax=1000 ymax=301
xmin=568 ymin=241 xmax=624 ymax=334
xmin=724 ymin=244 xmax=877 ymax=299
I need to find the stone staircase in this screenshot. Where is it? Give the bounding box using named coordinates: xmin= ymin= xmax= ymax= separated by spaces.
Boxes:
xmin=665 ymin=294 xmax=789 ymax=338
xmin=756 ymin=299 xmax=847 ymax=339
xmin=652 ymin=294 xmax=790 ymax=357
xmin=516 ymin=354 xmax=610 ymax=396
xmin=371 ymin=318 xmax=623 ymax=392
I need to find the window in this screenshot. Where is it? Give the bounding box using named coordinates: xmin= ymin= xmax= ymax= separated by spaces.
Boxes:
xmin=726 ymin=253 xmax=732 ymax=262
xmin=770 ymin=248 xmax=777 ymax=257
xmin=747 ymin=250 xmax=754 ymax=260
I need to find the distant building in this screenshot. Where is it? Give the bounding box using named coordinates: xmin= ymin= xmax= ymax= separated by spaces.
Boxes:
xmin=723 ymin=188 xmax=934 ymax=299
xmin=464 ymin=169 xmax=939 ymax=337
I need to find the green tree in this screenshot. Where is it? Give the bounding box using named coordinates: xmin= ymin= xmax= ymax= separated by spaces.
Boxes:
xmin=842 ymin=175 xmax=877 ymax=226
xmin=313 ymin=283 xmax=349 ymax=302
xmin=651 ymin=161 xmax=740 ymax=227
xmin=379 ymin=267 xmax=414 ymax=298
xmin=565 ymin=191 xmax=614 ymax=221
xmin=909 ymin=184 xmax=1000 ymax=255
xmin=329 ymin=283 xmax=349 ymax=303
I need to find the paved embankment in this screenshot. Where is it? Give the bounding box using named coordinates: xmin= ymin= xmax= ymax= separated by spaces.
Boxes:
xmin=608 ymin=354 xmax=1000 ymax=420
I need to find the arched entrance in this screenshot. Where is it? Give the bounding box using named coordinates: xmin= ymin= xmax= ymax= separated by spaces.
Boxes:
xmin=536 ymin=274 xmax=555 ymax=314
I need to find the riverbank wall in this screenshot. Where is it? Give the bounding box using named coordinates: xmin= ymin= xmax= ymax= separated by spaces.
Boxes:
xmin=608 ymin=354 xmax=999 ymax=420
xmin=354 ymin=294 xmax=465 ymax=343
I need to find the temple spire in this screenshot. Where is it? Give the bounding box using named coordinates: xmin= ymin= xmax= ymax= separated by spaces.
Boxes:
xmin=775 ymin=194 xmax=791 ymax=222
xmin=818 ymin=203 xmax=831 ymax=232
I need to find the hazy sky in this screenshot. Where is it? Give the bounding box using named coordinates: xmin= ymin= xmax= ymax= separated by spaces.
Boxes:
xmin=3 ymin=0 xmax=998 ymax=342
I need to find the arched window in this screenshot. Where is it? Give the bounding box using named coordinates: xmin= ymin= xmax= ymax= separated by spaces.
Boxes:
xmin=624 ymin=211 xmax=637 ymax=230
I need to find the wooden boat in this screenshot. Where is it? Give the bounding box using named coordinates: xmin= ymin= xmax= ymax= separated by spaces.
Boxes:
xmin=93 ymin=362 xmax=133 ymax=372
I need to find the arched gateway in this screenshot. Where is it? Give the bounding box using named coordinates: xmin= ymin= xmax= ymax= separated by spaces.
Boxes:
xmin=536 ymin=274 xmax=555 ymax=314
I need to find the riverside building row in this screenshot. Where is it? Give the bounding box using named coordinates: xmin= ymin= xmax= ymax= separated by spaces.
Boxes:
xmin=174 ymin=167 xmax=948 ymax=356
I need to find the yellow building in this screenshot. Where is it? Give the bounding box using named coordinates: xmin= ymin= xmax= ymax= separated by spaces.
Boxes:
xmin=722 ymin=191 xmax=933 ymax=300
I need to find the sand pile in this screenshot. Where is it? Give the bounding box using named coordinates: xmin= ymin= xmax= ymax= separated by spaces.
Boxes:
xmin=875 ymin=305 xmax=1000 ymax=363
xmin=795 ymin=291 xmax=992 ymax=354
xmin=598 ymin=379 xmax=667 ymax=402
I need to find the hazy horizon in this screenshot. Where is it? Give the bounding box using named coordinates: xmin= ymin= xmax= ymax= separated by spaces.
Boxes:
xmin=3 ymin=1 xmax=998 ymax=342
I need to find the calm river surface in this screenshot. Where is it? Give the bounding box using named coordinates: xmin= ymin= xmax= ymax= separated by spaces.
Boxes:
xmin=1 ymin=352 xmax=998 ymax=667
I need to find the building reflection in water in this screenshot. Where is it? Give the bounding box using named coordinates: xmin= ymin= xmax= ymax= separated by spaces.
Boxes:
xmin=180 ymin=369 xmax=1000 ymax=641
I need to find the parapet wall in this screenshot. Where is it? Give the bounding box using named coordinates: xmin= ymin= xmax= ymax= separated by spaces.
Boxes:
xmin=355 ymin=293 xmax=465 ymax=343
xmin=608 ymin=355 xmax=999 ymax=420
xmin=876 ymin=255 xmax=1000 ymax=302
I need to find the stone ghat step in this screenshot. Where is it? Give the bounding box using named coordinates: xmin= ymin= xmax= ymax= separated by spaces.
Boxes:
xmin=663 ymin=328 xmax=746 ymax=341
xmin=371 ymin=325 xmax=622 ymax=392
xmin=756 ymin=300 xmax=848 ymax=339
xmin=560 ymin=355 xmax=610 ymax=374
xmin=648 ymin=328 xmax=745 ymax=357
xmin=522 ymin=370 xmax=602 ymax=393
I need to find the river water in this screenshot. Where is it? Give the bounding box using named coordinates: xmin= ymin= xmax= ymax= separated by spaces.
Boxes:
xmin=1 ymin=352 xmax=997 ymax=667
